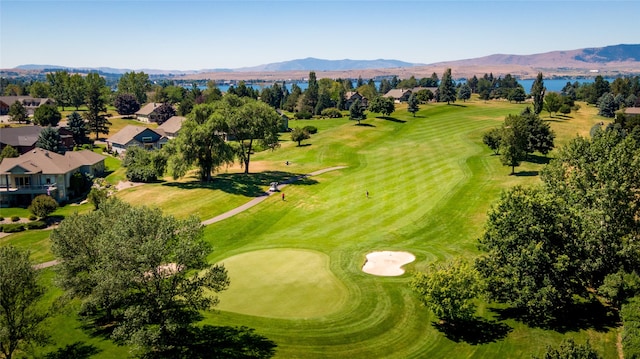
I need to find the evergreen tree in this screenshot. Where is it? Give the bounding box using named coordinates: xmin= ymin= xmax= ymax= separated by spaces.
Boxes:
xmin=457 ymin=83 xmax=472 ymax=102
xmin=303 ymin=71 xmax=319 ymax=112
xmin=83 ymin=73 xmax=111 ymax=140
xmin=438 ymin=68 xmax=457 ymax=104
xmin=407 ymin=94 xmax=419 ymax=117
xmin=66 ymin=111 xmax=89 ymax=146
xmin=348 ymin=98 xmax=366 ymax=124
xmin=36 ymin=126 xmax=61 ymax=153
xmin=531 ymin=72 xmax=546 ymax=114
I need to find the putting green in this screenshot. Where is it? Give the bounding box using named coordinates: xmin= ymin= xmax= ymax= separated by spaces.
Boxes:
xmin=214 ymin=248 xmax=348 ymax=318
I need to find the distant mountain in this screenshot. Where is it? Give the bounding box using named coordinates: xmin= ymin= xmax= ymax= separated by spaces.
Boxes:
xmin=7 ymin=44 xmax=639 ymax=79
xmin=235 ymin=57 xmax=422 ymax=72
xmin=434 ymin=44 xmax=640 ymax=68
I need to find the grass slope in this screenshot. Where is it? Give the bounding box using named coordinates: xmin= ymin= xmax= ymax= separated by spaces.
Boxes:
xmin=3 ymin=99 xmax=616 ymax=358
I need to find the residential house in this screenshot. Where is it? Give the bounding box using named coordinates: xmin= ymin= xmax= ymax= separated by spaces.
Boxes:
xmin=135 ymin=103 xmax=166 ymax=123
xmin=344 ymin=91 xmax=368 ymax=110
xmin=0 ymin=96 xmax=56 ymax=116
xmin=105 ymin=125 xmax=167 ymax=154
xmin=383 ymin=89 xmax=413 ymax=103
xmin=0 ymin=148 xmax=105 ymax=207
xmin=0 ymin=125 xmax=76 ymax=154
xmin=624 ymin=107 xmax=640 ymax=116
xmin=156 ymin=116 xmax=186 ymax=138
xmin=275 ymin=110 xmax=289 ymax=131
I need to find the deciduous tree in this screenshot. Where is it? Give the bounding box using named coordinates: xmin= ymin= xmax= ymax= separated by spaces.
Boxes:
xmin=46 ymin=71 xmax=69 ymax=110
xmin=113 ymin=93 xmax=140 ymax=116
xmin=117 ymin=71 xmax=150 ymax=104
xmin=543 ymin=92 xmax=562 ymax=117
xmin=8 ymin=101 xmax=28 ymax=124
xmin=290 ymin=127 xmax=310 ymax=146
xmin=68 ymin=74 xmax=86 ymax=110
xmin=457 ymin=83 xmax=471 ymax=102
xmin=0 ymin=145 xmax=19 ymax=162
xmin=49 ymin=198 xmax=229 ymax=356
xmin=33 ymin=104 xmax=61 ymax=127
xmin=368 ymin=96 xmax=395 ymax=116
xmin=0 ymin=246 xmax=47 ymax=359
xmin=411 ymin=260 xmax=482 ymax=322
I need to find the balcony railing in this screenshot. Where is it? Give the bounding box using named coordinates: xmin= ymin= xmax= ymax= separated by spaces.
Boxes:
xmin=0 ymin=184 xmax=57 ymax=194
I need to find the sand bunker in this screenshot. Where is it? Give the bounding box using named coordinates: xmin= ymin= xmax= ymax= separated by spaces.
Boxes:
xmin=362 ymin=251 xmax=415 ymax=276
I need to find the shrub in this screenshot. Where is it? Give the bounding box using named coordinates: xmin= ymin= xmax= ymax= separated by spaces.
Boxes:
xmin=11 ymin=216 xmax=20 ymax=222
xmin=294 ymin=111 xmax=312 ymax=119
xmin=2 ymin=223 xmax=25 ymax=233
xmin=321 ymin=108 xmax=342 ymax=118
xmin=29 ymin=215 xmax=37 ymax=221
xmin=302 ymin=126 xmax=318 ymax=135
xmin=0 ymin=216 xmax=4 ymax=221
xmin=28 ymin=194 xmax=59 ymax=218
xmin=26 ymin=221 xmax=47 ymax=230
xmin=622 ymin=296 xmax=640 ymax=359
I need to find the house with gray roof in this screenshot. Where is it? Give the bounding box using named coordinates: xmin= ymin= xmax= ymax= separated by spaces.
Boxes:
xmin=0 ymin=125 xmax=76 ymax=154
xmin=105 ymin=125 xmax=167 ymax=154
xmin=156 ymin=115 xmax=185 ymax=138
xmin=383 ymin=89 xmax=413 ymax=103
xmin=0 ymin=148 xmax=105 ymax=206
xmin=0 ymin=96 xmax=56 ymax=116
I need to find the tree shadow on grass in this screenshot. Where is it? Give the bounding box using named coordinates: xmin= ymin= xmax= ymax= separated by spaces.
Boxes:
xmin=355 ymin=123 xmax=376 ymax=127
xmin=514 ymin=171 xmax=539 ymax=177
xmin=162 ymin=171 xmax=318 ymax=197
xmin=526 ymin=154 xmax=552 ymax=165
xmin=433 ymin=318 xmax=512 ymax=345
xmin=378 ymin=116 xmax=406 ymax=123
xmin=43 ymin=341 xmax=101 ymax=359
xmin=145 ymin=325 xmax=277 ymax=359
xmin=491 ymin=300 xmax=620 ymax=333
xmin=448 ymin=103 xmax=467 ymax=108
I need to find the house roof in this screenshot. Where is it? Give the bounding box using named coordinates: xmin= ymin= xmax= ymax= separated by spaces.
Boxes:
xmin=157 ymin=115 xmax=185 ymax=134
xmin=0 ymin=96 xmax=55 ymax=106
xmin=0 ymin=148 xmax=105 ymax=175
xmin=624 ymin=107 xmax=640 ymax=115
xmin=383 ymin=89 xmax=410 ymax=99
xmin=0 ymin=125 xmax=43 ymax=147
xmin=106 ymin=125 xmax=163 ymax=145
xmin=135 ymin=103 xmax=163 ymax=116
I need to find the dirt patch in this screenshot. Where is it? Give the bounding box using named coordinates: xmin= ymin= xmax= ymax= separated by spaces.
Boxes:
xmin=362 ymin=251 xmax=415 ymax=276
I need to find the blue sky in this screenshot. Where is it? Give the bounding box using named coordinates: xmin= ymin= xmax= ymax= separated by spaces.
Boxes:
xmin=1 ymin=0 xmax=638 ymax=70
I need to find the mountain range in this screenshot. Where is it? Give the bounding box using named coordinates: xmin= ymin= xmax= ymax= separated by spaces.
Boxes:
xmin=7 ymin=44 xmax=640 ymax=80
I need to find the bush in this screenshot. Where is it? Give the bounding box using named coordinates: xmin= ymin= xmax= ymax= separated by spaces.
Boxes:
xmin=29 ymin=215 xmax=37 ymax=221
xmin=26 ymin=221 xmax=47 ymax=230
xmin=11 ymin=216 xmax=20 ymax=222
xmin=294 ymin=111 xmax=312 ymax=119
xmin=1 ymin=223 xmax=25 ymax=233
xmin=28 ymin=194 xmax=59 ymax=218
xmin=302 ymin=126 xmax=318 ymax=134
xmin=0 ymin=216 xmax=4 ymax=221
xmin=321 ymin=108 xmax=342 ymax=118
xmin=622 ymin=296 xmax=640 ymax=359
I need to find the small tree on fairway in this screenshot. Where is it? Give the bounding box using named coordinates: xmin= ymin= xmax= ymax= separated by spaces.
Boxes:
xmin=407 ymin=94 xmax=419 ymax=117
xmin=482 ymin=127 xmax=503 ymax=155
xmin=36 ymin=126 xmax=61 ymax=153
xmin=28 ymin=194 xmax=58 ymax=219
xmin=368 ymin=96 xmax=395 ymax=116
xmin=8 ymin=101 xmax=28 ymax=124
xmin=348 ymin=98 xmax=366 ymax=124
xmin=457 ymin=83 xmax=472 ymax=102
xmin=290 ymin=127 xmax=310 ymax=146
xmin=500 ymin=118 xmax=527 ymax=175
xmin=543 ymin=92 xmax=562 ymax=117
xmin=411 ymin=260 xmax=482 ymax=323
xmin=0 ymin=246 xmax=47 ymax=359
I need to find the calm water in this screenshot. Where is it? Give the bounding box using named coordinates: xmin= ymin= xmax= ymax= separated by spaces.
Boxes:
xmin=208 ymin=78 xmax=613 ymax=94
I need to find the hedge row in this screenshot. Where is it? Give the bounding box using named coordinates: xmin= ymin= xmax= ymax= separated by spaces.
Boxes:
xmin=0 ymin=221 xmax=47 ymax=233
xmin=622 ymin=296 xmax=640 ymax=359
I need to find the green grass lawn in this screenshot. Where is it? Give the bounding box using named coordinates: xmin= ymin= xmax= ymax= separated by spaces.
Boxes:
xmin=6 ymin=98 xmax=619 ymax=358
